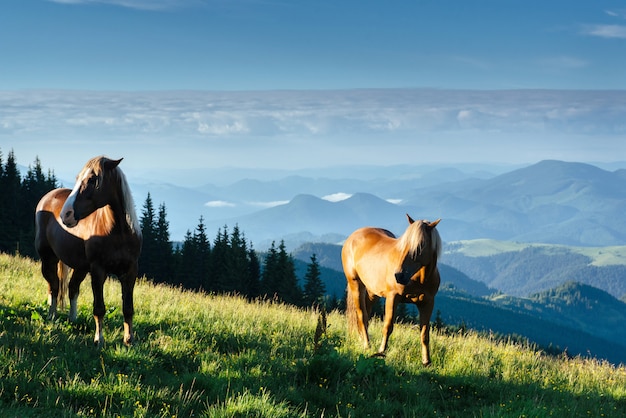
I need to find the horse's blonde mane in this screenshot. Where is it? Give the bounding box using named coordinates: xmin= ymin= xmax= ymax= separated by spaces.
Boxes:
xmin=83 ymin=156 xmax=141 ymax=236
xmin=397 ymin=220 xmax=442 ymax=260
xmin=117 ymin=169 xmax=141 ymax=236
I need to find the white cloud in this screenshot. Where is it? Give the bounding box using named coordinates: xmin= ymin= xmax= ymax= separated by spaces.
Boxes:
xmin=322 ymin=193 xmax=352 ymax=202
xmin=205 ymin=200 xmax=236 ymax=208
xmin=386 ymin=199 xmax=403 ymax=205
xmin=583 ymin=24 xmax=626 ymax=39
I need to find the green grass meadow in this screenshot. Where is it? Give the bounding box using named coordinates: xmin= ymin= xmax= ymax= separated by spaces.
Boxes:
xmin=1 ymin=253 xmax=625 ymax=417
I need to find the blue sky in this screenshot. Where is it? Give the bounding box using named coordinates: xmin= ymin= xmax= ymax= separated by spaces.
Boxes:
xmin=1 ymin=0 xmax=625 ymax=181
xmin=2 ymin=0 xmax=625 ymax=90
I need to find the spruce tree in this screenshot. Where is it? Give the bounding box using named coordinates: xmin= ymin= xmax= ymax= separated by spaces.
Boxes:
xmin=303 ymin=254 xmax=326 ymax=308
xmin=0 ymin=151 xmax=22 ymax=253
xmin=139 ymin=193 xmax=158 ymax=280
xmin=193 ymin=216 xmax=211 ymax=291
xmin=261 ymin=241 xmax=279 ymax=299
xmin=155 ymin=202 xmax=173 ymax=283
xmin=210 ymin=226 xmax=229 ymax=292
xmin=276 ymin=240 xmax=302 ymax=306
xmin=245 ymin=246 xmax=261 ymax=299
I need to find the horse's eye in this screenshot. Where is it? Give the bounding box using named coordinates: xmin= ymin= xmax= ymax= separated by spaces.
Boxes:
xmin=87 ymin=176 xmax=99 ymax=189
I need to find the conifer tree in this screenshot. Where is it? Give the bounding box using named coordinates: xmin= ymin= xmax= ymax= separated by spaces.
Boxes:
xmin=245 ymin=246 xmax=262 ymax=299
xmin=193 ymin=216 xmax=211 ymax=290
xmin=261 ymin=241 xmax=279 ymax=299
xmin=303 ymin=254 xmax=326 ymax=308
xmin=275 ymin=240 xmax=302 ymax=306
xmin=227 ymin=224 xmax=250 ymax=294
xmin=0 ymin=150 xmax=21 ymax=253
xmin=177 ymin=229 xmax=199 ymax=289
xmin=210 ymin=226 xmax=229 ymax=292
xmin=155 ymin=202 xmax=173 ymax=282
xmin=139 ymin=193 xmax=158 ymax=280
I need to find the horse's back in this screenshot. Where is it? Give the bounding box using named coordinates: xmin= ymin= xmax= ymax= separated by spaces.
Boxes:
xmin=36 ymin=188 xmax=71 ymax=216
xmin=342 ymin=227 xmax=398 ymax=285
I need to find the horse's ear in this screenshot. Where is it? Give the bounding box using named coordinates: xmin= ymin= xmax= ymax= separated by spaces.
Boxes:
xmin=104 ymin=158 xmax=123 ymax=170
xmin=429 ymin=219 xmax=441 ymax=228
xmin=406 ymin=213 xmax=415 ymax=224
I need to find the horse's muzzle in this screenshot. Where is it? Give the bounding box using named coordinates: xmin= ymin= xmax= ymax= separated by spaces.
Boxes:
xmin=62 ymin=208 xmax=79 ymax=228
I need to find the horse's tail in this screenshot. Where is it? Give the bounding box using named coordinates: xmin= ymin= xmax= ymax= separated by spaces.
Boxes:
xmin=57 ymin=261 xmax=70 ymax=310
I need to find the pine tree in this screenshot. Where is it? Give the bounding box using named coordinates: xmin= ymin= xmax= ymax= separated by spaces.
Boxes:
xmin=276 ymin=240 xmax=302 ymax=306
xmin=0 ymin=150 xmax=22 ymax=253
xmin=193 ymin=216 xmax=211 ymax=291
xmin=227 ymin=225 xmax=250 ymax=294
xmin=245 ymin=246 xmax=261 ymax=299
xmin=303 ymin=254 xmax=326 ymax=308
xmin=139 ymin=193 xmax=158 ymax=280
xmin=210 ymin=226 xmax=229 ymax=292
xmin=154 ymin=202 xmax=173 ymax=283
xmin=261 ymin=241 xmax=280 ymax=299
xmin=177 ymin=229 xmax=199 ymax=289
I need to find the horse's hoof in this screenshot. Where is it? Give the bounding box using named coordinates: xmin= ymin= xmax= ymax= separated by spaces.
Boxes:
xmin=422 ymin=361 xmax=432 ymax=367
xmin=371 ymin=352 xmax=386 ymax=358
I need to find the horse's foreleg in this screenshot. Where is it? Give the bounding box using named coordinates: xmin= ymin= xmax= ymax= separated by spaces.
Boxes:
xmin=377 ymin=295 xmax=398 ymax=356
xmin=417 ymin=300 xmax=435 ymax=366
xmin=120 ymin=271 xmax=136 ymax=346
xmin=68 ymin=270 xmax=87 ymax=322
xmin=90 ymin=268 xmax=106 ymax=347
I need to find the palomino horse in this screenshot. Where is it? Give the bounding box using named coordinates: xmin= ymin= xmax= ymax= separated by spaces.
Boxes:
xmin=342 ymin=215 xmax=441 ymax=366
xmin=35 ymin=156 xmax=142 ymax=346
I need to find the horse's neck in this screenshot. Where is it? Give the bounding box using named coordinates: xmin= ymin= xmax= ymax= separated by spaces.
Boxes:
xmin=103 ymin=194 xmax=136 ymax=236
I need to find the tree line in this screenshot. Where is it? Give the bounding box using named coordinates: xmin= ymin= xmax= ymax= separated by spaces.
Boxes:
xmin=138 ymin=192 xmax=328 ymax=308
xmin=0 ymin=150 xmax=58 ymax=257
xmin=0 ymin=150 xmax=329 ymax=309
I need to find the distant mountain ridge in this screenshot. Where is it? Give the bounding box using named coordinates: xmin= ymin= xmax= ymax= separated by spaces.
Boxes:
xmin=134 ymin=160 xmax=626 ymax=248
xmin=199 ymin=161 xmax=626 ymax=246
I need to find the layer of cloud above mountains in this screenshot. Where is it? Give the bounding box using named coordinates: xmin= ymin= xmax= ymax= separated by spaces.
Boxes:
xmin=2 ymin=89 xmax=624 ymax=182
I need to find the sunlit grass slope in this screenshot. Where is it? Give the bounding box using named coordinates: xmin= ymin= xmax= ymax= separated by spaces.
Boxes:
xmin=1 ymin=253 xmax=624 ymax=417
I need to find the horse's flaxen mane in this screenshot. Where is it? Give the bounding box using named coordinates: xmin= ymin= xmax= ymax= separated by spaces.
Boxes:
xmin=80 ymin=156 xmax=141 ymax=236
xmin=397 ymin=220 xmax=442 ymax=260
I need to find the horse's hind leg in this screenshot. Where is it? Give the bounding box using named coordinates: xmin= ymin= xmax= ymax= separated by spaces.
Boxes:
xmin=41 ymin=255 xmax=60 ymax=320
xmin=67 ymin=269 xmax=88 ymax=322
xmin=347 ymin=279 xmax=370 ymax=349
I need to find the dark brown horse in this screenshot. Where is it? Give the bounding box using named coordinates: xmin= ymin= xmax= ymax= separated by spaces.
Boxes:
xmin=342 ymin=215 xmax=441 ymax=365
xmin=35 ymin=156 xmax=142 ymax=346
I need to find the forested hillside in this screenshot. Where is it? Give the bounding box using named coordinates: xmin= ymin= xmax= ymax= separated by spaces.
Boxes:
xmin=444 ymin=245 xmax=626 ymax=298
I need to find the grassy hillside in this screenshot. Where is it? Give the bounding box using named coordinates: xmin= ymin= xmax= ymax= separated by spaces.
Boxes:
xmin=1 ymin=254 xmax=625 ymax=417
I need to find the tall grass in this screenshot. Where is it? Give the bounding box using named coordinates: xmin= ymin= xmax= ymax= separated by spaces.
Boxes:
xmin=1 ymin=253 xmax=624 ymax=417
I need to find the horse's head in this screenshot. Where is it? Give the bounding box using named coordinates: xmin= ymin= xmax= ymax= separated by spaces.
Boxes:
xmin=395 ymin=215 xmax=441 ymax=285
xmin=61 ymin=157 xmax=123 ymax=228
